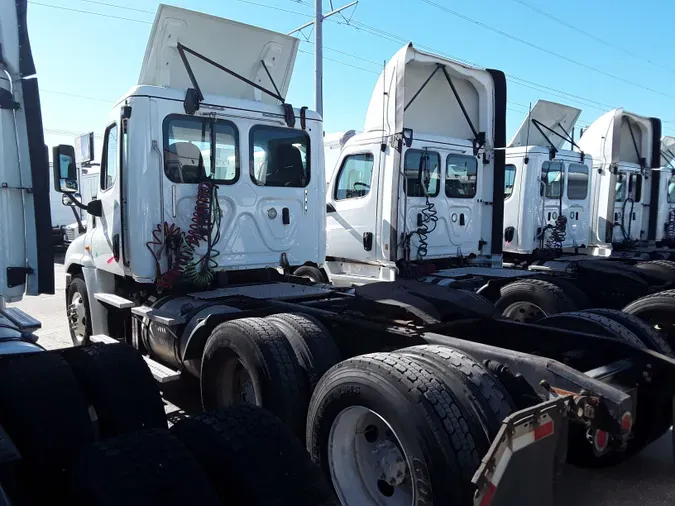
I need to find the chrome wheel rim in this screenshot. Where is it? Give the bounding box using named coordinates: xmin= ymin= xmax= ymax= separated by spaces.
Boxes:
xmin=503 ymin=301 xmax=546 ymax=322
xmin=68 ymin=292 xmax=87 ymax=344
xmin=328 ymin=406 xmax=413 ymax=506
xmin=219 ymin=358 xmax=257 ymax=407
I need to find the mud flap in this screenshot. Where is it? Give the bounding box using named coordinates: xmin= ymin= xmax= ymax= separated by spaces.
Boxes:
xmin=472 ymin=395 xmax=571 ymax=506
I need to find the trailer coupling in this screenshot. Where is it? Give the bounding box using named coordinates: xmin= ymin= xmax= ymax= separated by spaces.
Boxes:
xmin=472 ymin=395 xmax=572 ymax=506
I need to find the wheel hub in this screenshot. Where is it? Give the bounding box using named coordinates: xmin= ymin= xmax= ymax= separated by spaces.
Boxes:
xmin=373 ymin=440 xmax=407 ymax=487
xmin=503 ymin=301 xmax=546 ymax=323
xmin=68 ymin=293 xmax=87 ymax=341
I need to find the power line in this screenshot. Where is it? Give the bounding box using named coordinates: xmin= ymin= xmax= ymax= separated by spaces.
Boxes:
xmin=78 ymin=0 xmax=154 ymax=15
xmin=42 ymin=89 xmax=116 ymax=103
xmin=509 ymin=0 xmax=675 ymax=76
xmin=297 ymin=48 xmax=379 ymax=75
xmin=28 ymin=1 xmax=151 ymax=23
xmin=419 ymin=0 xmax=675 ymax=101
xmin=234 ymin=0 xmax=313 ymax=18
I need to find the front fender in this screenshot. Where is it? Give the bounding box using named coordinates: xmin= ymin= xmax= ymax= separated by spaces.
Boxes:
xmin=64 ymin=234 xmax=94 ymax=273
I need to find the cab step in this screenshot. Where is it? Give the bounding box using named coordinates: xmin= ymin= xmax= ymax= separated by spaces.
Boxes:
xmin=94 ymin=293 xmax=136 ymax=309
xmin=89 ymin=334 xmax=181 ymax=383
xmin=0 ymin=307 xmax=41 ymax=332
xmin=142 ymin=356 xmax=181 ymax=384
xmin=131 ymin=305 xmax=186 ymax=326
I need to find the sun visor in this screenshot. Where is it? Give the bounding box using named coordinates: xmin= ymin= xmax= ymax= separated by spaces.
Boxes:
xmin=509 ymin=100 xmax=581 ymax=149
xmin=138 ymin=4 xmax=299 ymax=104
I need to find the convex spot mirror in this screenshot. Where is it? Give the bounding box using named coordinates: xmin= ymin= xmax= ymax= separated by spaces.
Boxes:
xmin=52 ymin=144 xmax=78 ymax=193
xmin=62 ymin=193 xmax=81 ymax=206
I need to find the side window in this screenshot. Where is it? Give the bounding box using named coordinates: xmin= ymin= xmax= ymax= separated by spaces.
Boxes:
xmin=101 ymin=123 xmax=118 ymax=191
xmin=628 ymin=173 xmax=642 ymax=202
xmin=567 ymin=163 xmax=589 ymax=200
xmin=541 ymin=161 xmax=563 ymax=198
xmin=668 ymin=175 xmax=675 ymax=204
xmin=446 ymin=154 xmax=478 ymax=198
xmin=404 ymin=149 xmax=440 ymax=197
xmin=504 ymin=164 xmax=516 ymax=198
xmin=334 ymin=153 xmax=375 ymax=200
xmin=250 ymin=125 xmax=310 ymax=187
xmin=616 ymin=173 xmax=627 ymax=201
xmin=163 ymin=115 xmax=239 ymax=184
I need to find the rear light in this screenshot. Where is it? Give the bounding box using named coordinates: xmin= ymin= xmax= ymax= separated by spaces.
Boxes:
xmin=621 ymin=411 xmax=633 ymax=433
xmin=593 ymin=429 xmax=609 ymax=453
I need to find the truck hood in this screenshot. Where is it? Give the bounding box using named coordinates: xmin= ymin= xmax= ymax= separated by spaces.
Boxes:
xmin=509 ymin=100 xmax=581 ymax=150
xmin=138 ymin=4 xmax=299 ymax=105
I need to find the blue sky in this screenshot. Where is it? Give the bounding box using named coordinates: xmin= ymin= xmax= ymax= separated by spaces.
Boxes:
xmin=31 ymin=0 xmax=675 ymax=154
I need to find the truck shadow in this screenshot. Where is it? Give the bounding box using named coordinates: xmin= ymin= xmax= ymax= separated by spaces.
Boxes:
xmin=556 ymin=430 xmax=675 ymax=505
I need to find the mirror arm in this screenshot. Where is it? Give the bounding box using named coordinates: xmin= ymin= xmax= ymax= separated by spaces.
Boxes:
xmin=64 ymin=192 xmax=89 ymax=210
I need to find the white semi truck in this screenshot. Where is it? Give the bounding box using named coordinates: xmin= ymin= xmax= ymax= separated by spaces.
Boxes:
xmin=48 ymin=5 xmax=675 ymax=505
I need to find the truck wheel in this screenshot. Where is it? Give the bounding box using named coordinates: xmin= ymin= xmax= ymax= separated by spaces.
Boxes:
xmin=294 ymin=265 xmax=326 ymax=283
xmin=59 ymin=343 xmax=167 ymax=437
xmin=68 ymin=429 xmax=220 ymax=506
xmin=0 ymin=353 xmax=93 ymax=495
xmin=395 ymin=345 xmax=515 ymax=439
xmin=583 ymin=308 xmax=673 ymax=356
xmin=266 ymin=313 xmax=341 ymax=392
xmin=307 ymin=353 xmax=482 ymax=506
xmin=171 ymin=405 xmax=336 ymax=506
xmin=623 ymin=289 xmax=675 ymax=348
xmin=495 ymin=279 xmax=578 ymax=322
xmin=67 ymin=276 xmax=92 ymax=346
xmin=634 ymin=260 xmax=675 ymax=284
xmin=537 ymin=311 xmax=646 ymax=349
xmin=200 ymin=317 xmax=309 ymax=437
xmin=458 ymin=290 xmax=500 ymax=315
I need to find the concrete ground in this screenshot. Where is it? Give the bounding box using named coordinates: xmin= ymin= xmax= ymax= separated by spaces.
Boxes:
xmin=9 ymin=256 xmax=675 ymax=504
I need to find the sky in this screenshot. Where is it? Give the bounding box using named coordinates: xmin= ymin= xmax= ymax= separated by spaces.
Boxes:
xmin=30 ymin=0 xmax=675 ymax=157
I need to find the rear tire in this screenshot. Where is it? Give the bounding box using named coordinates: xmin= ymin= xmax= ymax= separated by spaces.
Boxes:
xmin=537 ymin=311 xmax=646 ymax=349
xmin=68 ymin=429 xmax=220 ymax=506
xmin=171 ymin=405 xmax=336 ymax=506
xmin=59 ymin=343 xmax=167 ymax=437
xmin=623 ymin=289 xmax=675 ymax=349
xmin=307 ymin=353 xmax=482 ymax=506
xmin=634 ymin=260 xmax=675 ymax=284
xmin=395 ymin=344 xmax=515 ymax=439
xmin=583 ymin=308 xmax=673 ymax=356
xmin=200 ymin=317 xmax=309 ymax=437
xmin=0 ymin=353 xmax=93 ymax=501
xmin=266 ymin=313 xmax=341 ymax=391
xmin=495 ymin=279 xmax=579 ymax=322
xmin=67 ymin=276 xmax=92 ymax=346
xmin=294 ymin=265 xmax=326 ymax=283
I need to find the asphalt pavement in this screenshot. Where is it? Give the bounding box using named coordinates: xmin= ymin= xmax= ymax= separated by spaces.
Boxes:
xmin=10 ymin=256 xmax=675 ymax=505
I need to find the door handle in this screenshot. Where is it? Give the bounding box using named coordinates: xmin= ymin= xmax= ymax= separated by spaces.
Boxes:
xmin=112 ymin=234 xmax=120 ymax=261
xmin=363 ymin=232 xmax=373 ymax=251
xmin=282 ymin=207 xmax=290 ymax=225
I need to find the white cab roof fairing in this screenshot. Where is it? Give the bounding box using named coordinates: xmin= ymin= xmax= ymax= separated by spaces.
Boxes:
xmin=509 ymin=100 xmax=581 ymax=150
xmin=661 ymin=136 xmax=675 ymax=168
xmin=577 ymin=109 xmax=658 ymax=168
xmin=139 ymin=4 xmax=299 ymax=105
xmin=363 ymin=44 xmax=497 ymax=147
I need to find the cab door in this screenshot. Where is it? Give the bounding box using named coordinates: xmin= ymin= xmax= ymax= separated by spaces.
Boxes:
xmin=89 ymin=119 xmax=124 ymax=275
xmin=326 ymin=146 xmax=380 ymax=262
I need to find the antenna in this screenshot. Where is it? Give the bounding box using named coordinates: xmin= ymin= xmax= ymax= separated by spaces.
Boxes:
xmin=524 ymin=102 xmax=532 ymax=164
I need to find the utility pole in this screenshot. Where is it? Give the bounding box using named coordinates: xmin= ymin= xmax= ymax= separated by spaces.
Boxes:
xmin=288 ymin=1 xmax=358 ymax=119
xmin=314 ymin=0 xmax=323 ymax=118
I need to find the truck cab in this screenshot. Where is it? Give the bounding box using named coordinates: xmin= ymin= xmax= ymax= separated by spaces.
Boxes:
xmin=324 ymin=44 xmax=506 ymax=286
xmin=577 ymin=109 xmax=661 ymax=255
xmin=656 ymin=136 xmax=675 ymax=247
xmin=61 ymin=5 xmax=325 ymax=340
xmin=503 ymin=100 xmax=592 ymax=257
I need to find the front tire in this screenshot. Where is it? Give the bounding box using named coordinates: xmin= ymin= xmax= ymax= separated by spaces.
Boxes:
xmin=67 ymin=276 xmax=92 ymax=346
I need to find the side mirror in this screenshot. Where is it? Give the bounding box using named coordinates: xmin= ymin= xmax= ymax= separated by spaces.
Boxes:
xmin=52 ymin=145 xmax=78 ymax=193
xmin=87 ymin=199 xmax=103 ymax=217
xmin=62 ymin=193 xmax=81 ymax=206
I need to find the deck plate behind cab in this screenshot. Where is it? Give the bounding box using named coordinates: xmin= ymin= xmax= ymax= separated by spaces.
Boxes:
xmin=354 ymin=280 xmax=497 ymax=325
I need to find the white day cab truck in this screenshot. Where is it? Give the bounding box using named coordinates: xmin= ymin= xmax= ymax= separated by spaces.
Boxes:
xmin=0 ymin=2 xmax=340 ymax=505
xmin=43 ymin=5 xmax=675 ymax=505
xmin=321 ymin=58 xmax=675 ymax=326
